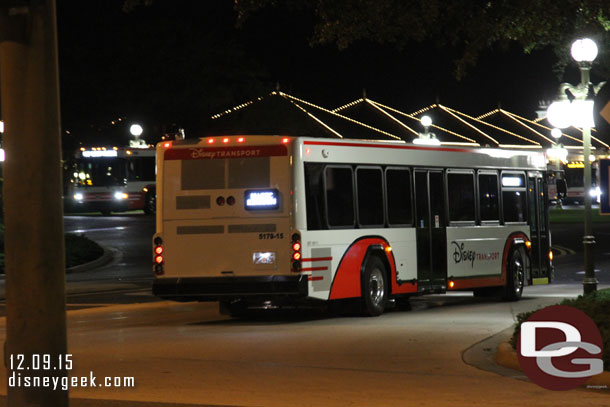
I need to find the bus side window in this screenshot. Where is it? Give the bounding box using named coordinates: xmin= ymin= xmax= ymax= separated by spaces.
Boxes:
xmin=501 ymin=173 xmax=527 ymax=223
xmin=356 ymin=167 xmax=384 ymax=227
xmin=386 ymin=168 xmax=412 ymax=226
xmin=447 ymin=172 xmax=475 ymax=223
xmin=305 ymin=163 xmax=327 ymax=230
xmin=479 ymin=172 xmax=499 ymax=222
xmin=325 ymin=166 xmax=355 ymax=228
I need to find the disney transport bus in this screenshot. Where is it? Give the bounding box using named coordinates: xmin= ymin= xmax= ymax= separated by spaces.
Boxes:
xmin=65 ymin=147 xmax=156 ymax=215
xmin=152 ymin=136 xmax=553 ymax=316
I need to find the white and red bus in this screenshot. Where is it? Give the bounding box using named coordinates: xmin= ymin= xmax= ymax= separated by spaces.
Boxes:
xmin=152 ymin=136 xmax=553 ymax=316
xmin=64 ymin=147 xmax=156 ymax=215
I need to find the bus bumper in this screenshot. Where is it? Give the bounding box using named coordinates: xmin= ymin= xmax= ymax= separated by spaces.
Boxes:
xmin=152 ymin=275 xmax=309 ymax=302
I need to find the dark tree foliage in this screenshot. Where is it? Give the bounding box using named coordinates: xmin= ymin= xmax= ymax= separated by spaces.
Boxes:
xmin=235 ymin=0 xmax=610 ymax=79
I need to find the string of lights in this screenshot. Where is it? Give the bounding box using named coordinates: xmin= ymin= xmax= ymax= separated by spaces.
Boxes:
xmin=442 ymin=105 xmax=540 ymax=146
xmin=512 ymin=111 xmax=608 ymax=148
xmin=368 ymin=100 xmax=479 ymax=143
xmin=280 ymin=92 xmax=402 ymax=140
xmin=365 ymin=100 xmax=419 ymax=137
xmin=332 ymin=98 xmax=366 ymax=113
xmin=499 ymin=109 xmax=556 ymax=144
xmin=287 ymin=99 xmax=343 ymax=138
xmin=438 ymin=105 xmax=500 ymax=145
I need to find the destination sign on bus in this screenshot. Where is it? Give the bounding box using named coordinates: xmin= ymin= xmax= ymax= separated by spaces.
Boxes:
xmin=245 ymin=189 xmax=279 ymax=210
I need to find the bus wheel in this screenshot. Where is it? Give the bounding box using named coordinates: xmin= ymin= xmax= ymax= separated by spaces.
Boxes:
xmin=502 ymin=247 xmax=526 ymax=301
xmin=219 ymin=300 xmax=248 ymax=318
xmin=362 ymin=256 xmax=388 ymax=316
xmin=143 ymin=193 xmax=156 ymax=215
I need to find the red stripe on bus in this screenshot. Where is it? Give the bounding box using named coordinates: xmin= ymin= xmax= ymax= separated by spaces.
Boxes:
xmin=301 ymin=267 xmax=328 ymax=272
xmin=303 ymin=140 xmax=473 ymax=154
xmin=329 ymin=238 xmax=416 ymax=300
xmin=301 ymin=257 xmax=333 ymax=262
xmin=501 ymin=232 xmax=529 ymax=284
xmin=164 ymin=145 xmax=288 ymax=160
xmin=308 ymin=276 xmax=324 ymax=281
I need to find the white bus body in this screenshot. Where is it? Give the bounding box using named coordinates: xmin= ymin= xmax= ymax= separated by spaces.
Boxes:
xmin=65 ymin=147 xmax=156 ymax=215
xmin=153 ymin=136 xmax=552 ymax=315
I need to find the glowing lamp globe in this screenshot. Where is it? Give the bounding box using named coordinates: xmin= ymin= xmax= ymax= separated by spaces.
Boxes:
xmin=130 ymin=124 xmax=143 ymax=137
xmin=420 ymin=115 xmax=432 ymax=127
xmin=550 ymin=128 xmax=562 ymax=139
xmin=546 ymin=101 xmax=572 ymax=129
xmin=571 ymin=38 xmax=598 ymax=63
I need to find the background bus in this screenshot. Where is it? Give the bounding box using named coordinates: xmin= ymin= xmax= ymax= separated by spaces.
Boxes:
xmin=64 ymin=146 xmax=156 ymax=215
xmin=152 ymin=136 xmax=553 ymax=316
xmin=561 ymin=161 xmax=599 ymax=205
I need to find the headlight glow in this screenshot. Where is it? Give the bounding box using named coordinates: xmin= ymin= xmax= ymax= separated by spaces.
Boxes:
xmin=114 ymin=192 xmax=129 ymax=200
xmin=73 ymin=193 xmax=84 ymax=201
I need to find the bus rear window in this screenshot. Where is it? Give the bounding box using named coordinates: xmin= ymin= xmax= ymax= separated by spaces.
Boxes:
xmin=181 ymin=160 xmax=224 ymax=190
xmin=180 ymin=157 xmax=270 ymax=190
xmin=228 ymin=157 xmax=270 ymax=189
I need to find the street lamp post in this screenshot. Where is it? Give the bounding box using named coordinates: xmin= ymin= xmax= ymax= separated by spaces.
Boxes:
xmin=547 ymin=38 xmax=602 ymax=295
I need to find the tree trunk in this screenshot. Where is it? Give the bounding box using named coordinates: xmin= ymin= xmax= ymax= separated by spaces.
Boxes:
xmin=0 ymin=1 xmax=68 ymax=405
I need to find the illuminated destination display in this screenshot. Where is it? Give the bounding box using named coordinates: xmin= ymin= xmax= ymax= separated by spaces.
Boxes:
xmin=82 ymin=150 xmax=118 ymax=158
xmin=245 ymin=189 xmax=279 ymax=210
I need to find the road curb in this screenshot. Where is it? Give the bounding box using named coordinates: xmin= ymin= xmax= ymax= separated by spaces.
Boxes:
xmin=494 ymin=340 xmax=610 ymax=388
xmin=66 ymin=245 xmax=115 ymax=274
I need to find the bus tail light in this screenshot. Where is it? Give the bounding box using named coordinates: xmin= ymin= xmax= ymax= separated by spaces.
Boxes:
xmin=291 ymin=233 xmax=301 ymax=272
xmin=153 ymin=236 xmax=164 ymax=276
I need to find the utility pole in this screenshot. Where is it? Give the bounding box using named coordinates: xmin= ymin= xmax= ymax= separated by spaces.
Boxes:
xmin=0 ymin=1 xmax=68 ymax=406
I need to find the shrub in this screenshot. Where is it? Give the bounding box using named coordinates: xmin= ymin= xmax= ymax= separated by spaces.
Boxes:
xmin=511 ymin=289 xmax=610 ymax=371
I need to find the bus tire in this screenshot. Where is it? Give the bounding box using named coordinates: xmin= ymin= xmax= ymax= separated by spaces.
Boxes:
xmin=143 ymin=192 xmax=156 ymax=215
xmin=361 ymin=256 xmax=388 ymax=317
xmin=502 ymin=246 xmax=526 ymax=301
xmin=219 ymin=300 xmax=248 ymax=318
xmin=473 ymin=287 xmax=496 ymax=298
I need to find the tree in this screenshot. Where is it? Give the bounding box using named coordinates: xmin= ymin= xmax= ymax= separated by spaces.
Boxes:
xmin=235 ymin=0 xmax=610 ymax=79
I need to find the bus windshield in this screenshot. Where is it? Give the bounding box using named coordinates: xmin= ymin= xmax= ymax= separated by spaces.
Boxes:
xmin=71 ymin=158 xmax=127 ymax=187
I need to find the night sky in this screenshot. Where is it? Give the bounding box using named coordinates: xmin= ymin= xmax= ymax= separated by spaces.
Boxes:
xmin=56 ymin=0 xmax=604 ymax=147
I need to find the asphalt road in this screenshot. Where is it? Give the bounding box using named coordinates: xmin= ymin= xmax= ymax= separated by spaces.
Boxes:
xmin=0 ymin=213 xmax=607 ymax=405
xmin=1 ymin=285 xmax=608 ymax=406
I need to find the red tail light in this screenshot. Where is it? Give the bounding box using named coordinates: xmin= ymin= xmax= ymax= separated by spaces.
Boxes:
xmin=291 ymin=233 xmax=301 ymax=271
xmin=153 ymin=236 xmax=165 ymax=275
